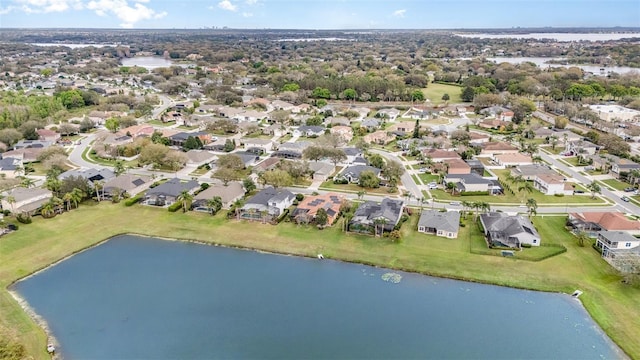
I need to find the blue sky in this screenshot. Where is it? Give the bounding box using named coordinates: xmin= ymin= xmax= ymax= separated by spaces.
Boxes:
xmin=0 ymin=0 xmax=638 ymax=29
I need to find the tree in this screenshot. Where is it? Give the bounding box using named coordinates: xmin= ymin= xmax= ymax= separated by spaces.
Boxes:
xmin=70 ymin=188 xmax=85 ymax=209
xmin=441 ymin=93 xmax=450 ymax=101
xmin=367 ymin=153 xmax=385 ymax=169
xmin=0 ymin=129 xmax=23 ymax=147
xmin=223 ymin=139 xmax=236 ymax=152
xmin=461 ymin=86 xmax=475 ymax=102
xmin=357 ymin=190 xmax=365 ymax=200
xmin=177 ymin=190 xmax=193 ymax=213
xmin=79 ymin=118 xmax=95 ymax=133
xmin=526 ymin=198 xmax=538 ymax=218
xmin=412 ymin=120 xmax=420 ymax=138
xmin=382 ymin=160 xmax=405 ymax=188
xmin=217 ymin=154 xmax=245 ymax=170
xmin=588 ymin=181 xmax=601 ymax=199
xmin=20 ymin=177 xmax=35 ymax=188
xmin=261 ymin=169 xmax=293 ymax=188
xmin=576 ymin=231 xmax=589 ymax=247
xmin=302 ymin=146 xmax=326 ymax=162
xmin=518 ymin=181 xmax=534 ymax=202
xmin=206 ymin=196 xmax=223 ymax=215
xmin=342 ymin=88 xmax=357 ymax=101
xmin=315 ymin=208 xmax=329 ymax=227
xmin=105 ymin=117 xmax=120 ymax=133
xmin=113 ymin=160 xmax=126 ymax=176
xmin=182 ymin=136 xmax=203 ymax=151
xmin=410 ymin=90 xmax=425 ymax=102
xmin=243 ymin=178 xmax=256 ymax=193
xmin=213 ymin=167 xmax=240 ymax=185
xmin=512 ymin=98 xmax=537 ymax=124
xmin=359 ymin=170 xmax=380 ymax=188
xmin=554 ymin=116 xmax=569 ymax=129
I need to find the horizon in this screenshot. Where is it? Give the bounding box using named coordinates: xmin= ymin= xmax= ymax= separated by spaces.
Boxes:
xmin=0 ymin=0 xmax=638 ymax=30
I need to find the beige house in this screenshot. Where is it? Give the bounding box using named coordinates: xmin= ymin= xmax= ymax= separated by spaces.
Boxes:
xmin=329 ymin=126 xmax=354 ymax=143
xmin=103 ymin=174 xmax=153 ymax=197
xmin=2 ymin=187 xmax=52 ymax=214
xmin=363 ymin=130 xmax=394 ymax=145
xmin=494 ymin=153 xmax=533 ymax=167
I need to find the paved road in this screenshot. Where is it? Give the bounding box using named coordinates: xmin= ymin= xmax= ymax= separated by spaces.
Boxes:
xmin=369 ymin=148 xmax=423 ymax=199
xmin=538 ymin=151 xmax=640 ymax=216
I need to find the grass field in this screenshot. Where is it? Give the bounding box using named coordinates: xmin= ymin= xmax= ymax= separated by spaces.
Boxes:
xmin=319 ymin=181 xmax=399 ymax=195
xmin=0 ymin=204 xmax=639 ymax=359
xmin=421 ymin=83 xmax=463 ymax=104
xmin=600 ymin=178 xmax=633 ymax=191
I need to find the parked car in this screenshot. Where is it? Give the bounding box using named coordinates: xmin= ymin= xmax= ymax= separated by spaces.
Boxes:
xmin=449 ymin=201 xmax=461 ymax=206
xmin=574 ymin=190 xmax=585 ymax=194
xmin=621 ymin=196 xmax=630 ymax=202
xmin=624 ymin=187 xmax=635 ymax=192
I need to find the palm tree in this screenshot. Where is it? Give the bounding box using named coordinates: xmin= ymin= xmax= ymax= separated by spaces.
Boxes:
xmin=260 ymin=209 xmax=269 ymax=224
xmin=70 ymin=188 xmax=85 ymax=209
xmin=629 ymin=169 xmax=640 ymax=188
xmin=357 ymin=190 xmax=365 ymax=201
xmin=40 ymin=199 xmax=57 ymax=218
xmin=461 ymin=200 xmax=472 ymax=219
xmin=93 ymin=180 xmax=105 ymax=202
xmin=20 ymin=177 xmax=36 ymax=188
xmin=479 ymin=202 xmax=491 ymax=215
xmin=526 ymin=198 xmax=538 ymax=218
xmin=233 ymin=199 xmax=244 ymax=220
xmin=177 ymin=190 xmax=193 ymax=213
xmin=532 ymin=155 xmax=543 ymax=165
xmin=6 ymin=196 xmax=15 ymax=213
xmin=576 ymin=231 xmax=589 ymax=247
xmin=206 ymin=196 xmax=223 ymax=215
xmin=446 ymin=182 xmax=457 ymax=195
xmin=518 ymin=181 xmax=534 ymax=203
xmin=373 ymin=217 xmax=388 ymax=237
xmin=113 ymin=160 xmax=126 ymax=176
xmin=62 ymin=192 xmax=73 ymax=212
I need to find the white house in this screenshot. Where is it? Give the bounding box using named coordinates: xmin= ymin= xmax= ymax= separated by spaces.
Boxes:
xmin=596 ymin=230 xmax=640 ymax=258
xmin=533 ymin=173 xmax=572 ymax=195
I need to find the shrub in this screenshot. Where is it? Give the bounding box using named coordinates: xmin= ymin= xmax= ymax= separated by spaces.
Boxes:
xmin=554 ymin=193 xmax=565 ymax=197
xmin=16 ymin=213 xmax=32 ymax=224
xmin=521 ymin=243 xmax=532 ymax=248
xmin=124 ymin=195 xmax=142 ymax=206
xmin=276 ymin=209 xmax=289 ymax=223
xmin=167 ymin=202 xmax=182 ymax=212
xmin=461 ymin=191 xmax=490 ymax=196
xmin=295 ymin=193 xmax=304 ymax=201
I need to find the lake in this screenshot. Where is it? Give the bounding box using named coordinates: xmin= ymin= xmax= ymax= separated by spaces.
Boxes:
xmin=13 ymin=235 xmax=623 ymax=359
xmin=120 ymin=56 xmax=175 ymax=69
xmin=455 ymin=33 xmax=640 ymax=42
xmin=459 ymin=56 xmax=639 ymax=75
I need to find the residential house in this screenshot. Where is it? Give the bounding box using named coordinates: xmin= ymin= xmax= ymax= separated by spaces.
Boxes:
xmin=445 ymin=158 xmax=471 ymax=175
xmin=363 ymin=130 xmax=394 ymax=145
xmin=329 ymin=126 xmax=354 ymax=143
xmin=102 ymin=174 xmax=152 ymax=197
xmin=511 ymin=164 xmax=557 ymax=181
xmin=494 ymin=153 xmax=533 ymax=167
xmin=477 ymin=119 xmax=510 ymax=130
xmin=445 ymin=173 xmax=495 ymax=193
xmin=566 ymin=140 xmax=598 ymax=156
xmin=233 ymin=110 xmax=269 ymax=123
xmin=422 ymin=149 xmax=461 ymax=162
xmin=388 ymin=121 xmax=416 ymax=134
xmin=376 ymin=108 xmax=401 ymax=121
xmin=233 ymin=151 xmax=261 ymax=167
xmin=609 ymin=157 xmax=640 ymax=178
xmin=480 ymin=212 xmax=541 ymax=247
xmin=349 ymin=198 xmax=404 ymax=235
xmin=293 ymin=125 xmax=325 ymax=138
xmin=596 ymin=230 xmax=640 ymax=258
xmin=567 ymin=212 xmax=640 ymax=236
xmin=168 ymin=132 xmax=212 ymax=147
xmin=144 ymin=178 xmax=199 ymax=206
xmin=361 ymin=118 xmax=381 ymax=131
xmin=340 ymin=165 xmax=381 ymax=183
xmin=466 ymin=159 xmax=486 ymax=176
xmin=534 ymin=127 xmax=554 ymax=139
xmin=480 ymin=106 xmax=514 ymax=121
xmin=1 ymin=148 xmax=42 ymax=164
xmin=193 ymin=181 xmax=245 ymax=210
xmin=291 ymin=193 xmax=344 ymax=225
xmin=36 ymin=129 xmax=61 ymax=143
xmin=1 ymin=187 xmax=52 ymax=214
xmin=327 ymin=116 xmax=350 ymax=127
xmin=308 ymin=161 xmax=336 ymax=181
xmin=0 ymin=157 xmax=22 ymax=178
xmin=59 ymin=168 xmax=115 ymax=184
xmin=185 ymin=150 xmax=217 ymax=166
xmin=253 ymin=157 xmax=281 ymax=174
xmin=553 ymin=130 xmax=582 ymax=143
xmin=417 ymin=210 xmax=461 ymax=238
xmin=240 ymin=187 xmax=295 ymax=222
xmin=262 ymin=124 xmax=287 ymax=137
xmin=117 ymin=124 xmax=154 ymax=139
xmin=533 ymin=173 xmax=573 ymax=196
xmin=479 ymin=142 xmax=519 ymax=156
xmin=13 ymin=139 xmax=53 ymax=150
xmin=241 ymin=138 xmax=274 ymax=153
xmin=273 ymin=141 xmax=312 ymax=159
xmin=468 ymin=132 xmax=490 ymax=145
xmin=343 ymin=148 xmax=363 ymax=164
xmin=271 ymin=100 xmax=295 ymax=111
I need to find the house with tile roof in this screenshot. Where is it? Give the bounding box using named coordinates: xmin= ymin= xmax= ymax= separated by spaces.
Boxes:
xmin=533 ymin=173 xmax=573 ymax=195
xmin=494 ymin=153 xmax=533 ymax=167
xmin=479 ymin=141 xmax=519 ymax=156
xmin=193 ymin=181 xmax=245 ymax=210
xmin=567 ymin=212 xmax=640 ymax=236
xmin=291 ymin=193 xmax=344 ymax=225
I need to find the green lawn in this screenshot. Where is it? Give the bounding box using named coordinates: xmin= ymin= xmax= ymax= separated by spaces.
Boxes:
xmin=600 ymin=179 xmax=633 ymax=191
xmin=418 ymin=173 xmax=438 ymax=184
xmin=147 ymin=120 xmax=173 ymax=127
xmin=560 ymin=157 xmax=587 ymax=167
xmin=0 ymin=205 xmax=638 ymax=358
xmin=422 ymin=83 xmax=463 ymax=104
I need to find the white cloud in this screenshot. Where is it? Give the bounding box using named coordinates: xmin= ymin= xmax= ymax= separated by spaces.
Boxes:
xmin=217 ymin=0 xmax=237 ymax=11
xmin=245 ymin=0 xmax=258 ymax=4
xmin=86 ymin=0 xmax=167 ymax=28
xmin=13 ymin=0 xmax=83 ymax=13
xmin=241 ymin=11 xmax=252 ymax=17
xmin=392 ymin=9 xmax=406 ymax=18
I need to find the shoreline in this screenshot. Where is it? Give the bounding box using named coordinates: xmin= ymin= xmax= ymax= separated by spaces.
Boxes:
xmin=8 ymin=232 xmax=631 ymax=360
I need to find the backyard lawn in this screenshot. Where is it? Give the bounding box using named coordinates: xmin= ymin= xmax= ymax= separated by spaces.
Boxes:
xmin=318 ymin=181 xmax=398 ymax=195
xmin=1 ymin=204 xmax=638 ymax=359
xmin=560 ymin=157 xmax=587 ymax=167
xmin=421 ymin=82 xmax=463 ymax=104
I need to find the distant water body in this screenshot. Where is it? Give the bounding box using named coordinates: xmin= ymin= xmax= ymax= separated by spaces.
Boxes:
xmin=459 ymin=56 xmax=639 ymax=75
xmin=120 ymin=56 xmax=175 ymax=69
xmin=29 ymin=43 xmax=117 ymax=48
xmin=14 ymin=235 xmax=624 ymax=359
xmin=456 ymin=33 xmax=640 ymax=42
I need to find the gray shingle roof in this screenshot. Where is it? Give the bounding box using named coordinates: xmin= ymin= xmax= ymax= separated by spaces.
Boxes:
xmin=146 ymin=178 xmax=199 ymax=197
xmin=418 ymin=210 xmax=460 ymax=233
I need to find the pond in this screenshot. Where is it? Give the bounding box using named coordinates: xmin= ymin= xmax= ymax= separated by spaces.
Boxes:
xmin=13 ymin=235 xmax=623 ymax=359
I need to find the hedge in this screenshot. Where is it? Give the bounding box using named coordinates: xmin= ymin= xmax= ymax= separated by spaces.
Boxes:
xmin=124 ymin=195 xmax=142 ymax=207
xmin=167 ymin=202 xmax=183 ymax=212
xmin=461 ymin=191 xmax=490 ymax=196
